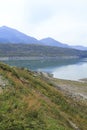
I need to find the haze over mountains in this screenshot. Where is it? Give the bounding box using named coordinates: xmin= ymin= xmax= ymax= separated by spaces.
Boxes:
xmin=0 ymin=26 xmax=87 ymax=50
xmin=40 ymin=38 xmax=87 ymax=50
xmin=40 ymin=37 xmax=69 ymax=48
xmin=0 ymin=26 xmax=39 ymax=44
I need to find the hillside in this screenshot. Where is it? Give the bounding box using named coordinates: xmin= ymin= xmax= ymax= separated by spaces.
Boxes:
xmin=40 ymin=37 xmax=87 ymax=50
xmin=0 ymin=26 xmax=87 ymax=50
xmin=0 ymin=62 xmax=87 ymax=130
xmin=0 ymin=43 xmax=87 ymax=58
xmin=0 ymin=26 xmax=39 ymax=44
xmin=71 ymin=45 xmax=87 ymax=51
xmin=40 ymin=37 xmax=69 ymax=48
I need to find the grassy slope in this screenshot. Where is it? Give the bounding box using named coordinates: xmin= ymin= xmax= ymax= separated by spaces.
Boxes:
xmin=0 ymin=62 xmax=87 ymax=130
xmin=0 ymin=44 xmax=87 ymax=57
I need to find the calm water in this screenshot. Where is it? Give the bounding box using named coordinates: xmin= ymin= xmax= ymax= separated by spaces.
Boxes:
xmin=1 ymin=58 xmax=87 ymax=81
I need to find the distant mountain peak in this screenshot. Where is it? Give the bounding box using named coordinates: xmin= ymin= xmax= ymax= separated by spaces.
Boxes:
xmin=1 ymin=25 xmax=7 ymax=28
xmin=0 ymin=26 xmax=87 ymax=50
xmin=43 ymin=37 xmax=55 ymax=40
xmin=42 ymin=37 xmax=61 ymax=43
xmin=41 ymin=37 xmax=58 ymax=41
xmin=0 ymin=26 xmax=40 ymax=44
xmin=0 ymin=26 xmax=18 ymax=32
xmin=1 ymin=26 xmax=10 ymax=29
xmin=40 ymin=37 xmax=69 ymax=48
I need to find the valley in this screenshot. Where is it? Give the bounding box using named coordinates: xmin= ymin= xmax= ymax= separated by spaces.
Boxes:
xmin=0 ymin=26 xmax=87 ymax=130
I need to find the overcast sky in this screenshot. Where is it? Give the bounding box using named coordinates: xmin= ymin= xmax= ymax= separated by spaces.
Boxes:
xmin=0 ymin=0 xmax=87 ymax=46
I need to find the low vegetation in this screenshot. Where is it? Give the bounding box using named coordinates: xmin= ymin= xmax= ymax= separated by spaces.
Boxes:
xmin=0 ymin=43 xmax=87 ymax=58
xmin=0 ymin=62 xmax=87 ymax=130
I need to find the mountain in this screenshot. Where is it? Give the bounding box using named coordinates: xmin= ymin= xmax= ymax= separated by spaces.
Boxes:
xmin=40 ymin=37 xmax=87 ymax=50
xmin=0 ymin=62 xmax=87 ymax=130
xmin=0 ymin=26 xmax=39 ymax=44
xmin=0 ymin=26 xmax=87 ymax=50
xmin=0 ymin=44 xmax=87 ymax=58
xmin=71 ymin=45 xmax=87 ymax=50
xmin=40 ymin=37 xmax=69 ymax=48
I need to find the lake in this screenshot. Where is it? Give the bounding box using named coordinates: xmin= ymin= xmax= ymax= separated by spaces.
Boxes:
xmin=1 ymin=58 xmax=87 ymax=81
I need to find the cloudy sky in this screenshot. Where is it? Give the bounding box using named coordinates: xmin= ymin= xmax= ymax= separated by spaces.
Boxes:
xmin=0 ymin=0 xmax=87 ymax=46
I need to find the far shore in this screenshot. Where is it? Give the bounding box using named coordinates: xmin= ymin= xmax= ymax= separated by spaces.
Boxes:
xmin=0 ymin=56 xmax=80 ymax=61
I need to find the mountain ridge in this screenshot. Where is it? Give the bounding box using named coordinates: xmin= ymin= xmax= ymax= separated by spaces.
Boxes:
xmin=0 ymin=26 xmax=39 ymax=44
xmin=40 ymin=37 xmax=69 ymax=48
xmin=0 ymin=26 xmax=87 ymax=50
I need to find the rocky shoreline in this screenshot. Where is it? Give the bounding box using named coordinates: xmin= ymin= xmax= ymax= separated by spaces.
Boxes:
xmin=36 ymin=71 xmax=87 ymax=102
xmin=0 ymin=69 xmax=87 ymax=103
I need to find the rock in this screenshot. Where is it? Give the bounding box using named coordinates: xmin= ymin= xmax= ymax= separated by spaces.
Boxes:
xmin=67 ymin=120 xmax=80 ymax=130
xmin=0 ymin=75 xmax=8 ymax=88
xmin=34 ymin=71 xmax=53 ymax=78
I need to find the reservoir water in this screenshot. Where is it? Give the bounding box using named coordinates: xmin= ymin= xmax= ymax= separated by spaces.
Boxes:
xmin=1 ymin=58 xmax=87 ymax=81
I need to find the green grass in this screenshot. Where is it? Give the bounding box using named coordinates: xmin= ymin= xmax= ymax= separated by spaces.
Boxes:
xmin=0 ymin=62 xmax=87 ymax=130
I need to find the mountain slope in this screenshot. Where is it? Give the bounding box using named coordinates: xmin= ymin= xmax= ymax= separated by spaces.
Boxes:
xmin=0 ymin=62 xmax=87 ymax=130
xmin=40 ymin=37 xmax=87 ymax=50
xmin=0 ymin=26 xmax=87 ymax=50
xmin=0 ymin=43 xmax=87 ymax=58
xmin=40 ymin=37 xmax=69 ymax=48
xmin=71 ymin=45 xmax=87 ymax=50
xmin=0 ymin=26 xmax=39 ymax=44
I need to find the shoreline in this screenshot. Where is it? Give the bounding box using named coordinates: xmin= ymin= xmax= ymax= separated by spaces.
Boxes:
xmin=0 ymin=56 xmax=80 ymax=61
xmin=34 ymin=71 xmax=87 ymax=101
xmin=0 ymin=57 xmax=87 ymax=82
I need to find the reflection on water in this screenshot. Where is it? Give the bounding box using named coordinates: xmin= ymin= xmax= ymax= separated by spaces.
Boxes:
xmin=2 ymin=58 xmax=80 ymax=70
xmin=53 ymin=62 xmax=87 ymax=80
xmin=37 ymin=59 xmax=87 ymax=81
xmin=1 ymin=58 xmax=87 ymax=81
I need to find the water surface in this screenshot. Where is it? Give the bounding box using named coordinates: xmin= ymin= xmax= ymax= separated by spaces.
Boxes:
xmin=1 ymin=58 xmax=87 ymax=81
